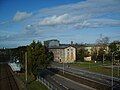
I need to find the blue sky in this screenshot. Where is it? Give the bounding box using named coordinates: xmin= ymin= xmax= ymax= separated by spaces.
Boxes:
xmin=0 ymin=0 xmax=120 ymax=48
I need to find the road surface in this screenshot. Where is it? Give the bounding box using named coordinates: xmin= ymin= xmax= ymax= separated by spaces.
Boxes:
xmin=39 ymin=69 xmax=94 ymax=90
xmin=51 ymin=62 xmax=120 ymax=89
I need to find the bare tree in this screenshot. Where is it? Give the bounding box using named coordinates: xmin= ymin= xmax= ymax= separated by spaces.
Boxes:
xmin=96 ymin=35 xmax=109 ymax=46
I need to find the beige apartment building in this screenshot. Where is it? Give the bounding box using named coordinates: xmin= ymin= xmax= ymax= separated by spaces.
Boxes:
xmin=49 ymin=46 xmax=76 ymax=63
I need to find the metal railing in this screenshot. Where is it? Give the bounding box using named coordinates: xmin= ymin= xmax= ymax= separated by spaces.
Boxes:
xmin=37 ymin=76 xmax=58 ymax=90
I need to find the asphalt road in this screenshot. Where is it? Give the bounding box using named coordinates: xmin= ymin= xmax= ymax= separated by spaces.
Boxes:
xmin=39 ymin=69 xmax=94 ymax=90
xmin=51 ymin=62 xmax=120 ymax=89
xmin=39 ymin=69 xmax=67 ymax=90
xmin=51 ymin=72 xmax=94 ymax=90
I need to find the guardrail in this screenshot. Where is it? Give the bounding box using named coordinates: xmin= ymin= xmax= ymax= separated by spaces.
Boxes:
xmin=37 ymin=76 xmax=58 ymax=90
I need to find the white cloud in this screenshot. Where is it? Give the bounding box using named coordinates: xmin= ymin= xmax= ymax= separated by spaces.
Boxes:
xmin=74 ymin=19 xmax=120 ymax=28
xmin=13 ymin=11 xmax=32 ymax=21
xmin=39 ymin=13 xmax=88 ymax=26
xmin=40 ymin=0 xmax=120 ymax=17
xmin=39 ymin=14 xmax=70 ymax=25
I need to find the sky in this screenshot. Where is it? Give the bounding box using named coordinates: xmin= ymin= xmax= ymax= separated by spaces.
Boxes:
xmin=0 ymin=0 xmax=120 ymax=48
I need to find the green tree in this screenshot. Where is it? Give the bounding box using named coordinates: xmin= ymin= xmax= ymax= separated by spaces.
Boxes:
xmin=108 ymin=41 xmax=120 ymax=61
xmin=109 ymin=41 xmax=119 ymax=52
xmin=27 ymin=40 xmax=53 ymax=78
xmin=91 ymin=48 xmax=97 ymax=61
xmin=97 ymin=48 xmax=105 ymax=62
xmin=77 ymin=48 xmax=85 ymax=62
xmin=95 ymin=36 xmax=109 ymax=62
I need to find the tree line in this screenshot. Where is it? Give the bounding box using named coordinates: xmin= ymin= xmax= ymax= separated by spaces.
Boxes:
xmin=0 ymin=40 xmax=54 ymax=79
xmin=76 ymin=37 xmax=120 ymax=62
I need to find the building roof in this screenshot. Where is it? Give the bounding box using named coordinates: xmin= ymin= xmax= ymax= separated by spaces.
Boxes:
xmin=44 ymin=39 xmax=60 ymax=42
xmin=49 ymin=45 xmax=74 ymax=49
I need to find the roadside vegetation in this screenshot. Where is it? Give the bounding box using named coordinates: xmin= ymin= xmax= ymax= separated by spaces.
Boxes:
xmin=75 ymin=36 xmax=120 ymax=77
xmin=17 ymin=73 xmax=48 ymax=90
xmin=70 ymin=61 xmax=120 ymax=78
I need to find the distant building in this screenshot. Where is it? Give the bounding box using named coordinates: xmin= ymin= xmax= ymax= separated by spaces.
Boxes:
xmin=84 ymin=56 xmax=91 ymax=61
xmin=44 ymin=39 xmax=60 ymax=48
xmin=85 ymin=46 xmax=92 ymax=54
xmin=49 ymin=46 xmax=76 ymax=63
xmin=92 ymin=45 xmax=109 ymax=55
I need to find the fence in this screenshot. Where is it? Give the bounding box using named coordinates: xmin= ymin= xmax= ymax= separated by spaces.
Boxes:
xmin=37 ymin=76 xmax=58 ymax=90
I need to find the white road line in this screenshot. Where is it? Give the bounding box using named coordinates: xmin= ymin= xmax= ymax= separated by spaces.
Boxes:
xmin=55 ymin=74 xmax=96 ymax=90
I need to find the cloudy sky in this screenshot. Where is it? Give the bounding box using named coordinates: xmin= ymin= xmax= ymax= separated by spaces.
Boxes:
xmin=0 ymin=0 xmax=120 ymax=48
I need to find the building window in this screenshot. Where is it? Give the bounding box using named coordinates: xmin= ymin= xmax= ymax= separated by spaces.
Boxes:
xmin=67 ymin=49 xmax=69 ymax=51
xmin=67 ymin=52 xmax=69 ymax=55
xmin=71 ymin=49 xmax=73 ymax=51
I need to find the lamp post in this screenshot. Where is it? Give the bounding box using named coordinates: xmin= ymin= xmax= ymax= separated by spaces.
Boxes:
xmin=89 ymin=60 xmax=90 ymax=69
xmin=103 ymin=50 xmax=106 ymax=65
xmin=111 ymin=51 xmax=118 ymax=90
xmin=25 ymin=52 xmax=27 ymax=90
xmin=62 ymin=59 xmax=65 ymax=74
xmin=111 ymin=52 xmax=114 ymax=90
xmin=118 ymin=60 xmax=119 ymax=77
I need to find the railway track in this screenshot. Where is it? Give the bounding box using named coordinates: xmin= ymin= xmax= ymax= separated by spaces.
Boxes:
xmin=0 ymin=64 xmax=19 ymax=90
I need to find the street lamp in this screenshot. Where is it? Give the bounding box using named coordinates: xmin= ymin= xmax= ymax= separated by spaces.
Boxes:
xmin=103 ymin=50 xmax=106 ymax=65
xmin=111 ymin=51 xmax=118 ymax=90
xmin=63 ymin=61 xmax=64 ymax=74
xmin=25 ymin=52 xmax=28 ymax=90
xmin=117 ymin=60 xmax=119 ymax=77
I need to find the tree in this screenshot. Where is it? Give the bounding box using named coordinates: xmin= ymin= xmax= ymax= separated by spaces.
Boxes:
xmin=77 ymin=48 xmax=85 ymax=62
xmin=97 ymin=47 xmax=105 ymax=62
xmin=96 ymin=36 xmax=109 ymax=46
xmin=109 ymin=41 xmax=119 ymax=52
xmin=91 ymin=47 xmax=97 ymax=61
xmin=95 ymin=36 xmax=109 ymax=62
xmin=108 ymin=41 xmax=120 ymax=61
xmin=27 ymin=40 xmax=53 ymax=78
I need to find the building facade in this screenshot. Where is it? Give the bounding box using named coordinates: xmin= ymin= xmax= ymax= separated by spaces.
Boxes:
xmin=49 ymin=46 xmax=76 ymax=63
xmin=44 ymin=39 xmax=76 ymax=63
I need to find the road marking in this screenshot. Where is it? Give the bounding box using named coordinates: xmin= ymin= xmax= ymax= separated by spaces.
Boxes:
xmin=51 ymin=76 xmax=69 ymax=90
xmin=56 ymin=66 xmax=110 ymax=86
xmin=55 ymin=74 xmax=96 ymax=90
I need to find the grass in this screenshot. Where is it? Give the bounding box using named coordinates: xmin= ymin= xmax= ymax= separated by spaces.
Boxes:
xmin=28 ymin=80 xmax=48 ymax=90
xmin=70 ymin=61 xmax=120 ymax=78
xmin=18 ymin=73 xmax=48 ymax=90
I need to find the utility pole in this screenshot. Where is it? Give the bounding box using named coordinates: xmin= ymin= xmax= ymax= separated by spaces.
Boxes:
xmin=112 ymin=52 xmax=114 ymax=90
xmin=103 ymin=53 xmax=104 ymax=64
xmin=25 ymin=52 xmax=27 ymax=90
xmin=89 ymin=61 xmax=90 ymax=69
xmin=103 ymin=50 xmax=106 ymax=65
xmin=63 ymin=61 xmax=64 ymax=74
xmin=118 ymin=60 xmax=119 ymax=77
